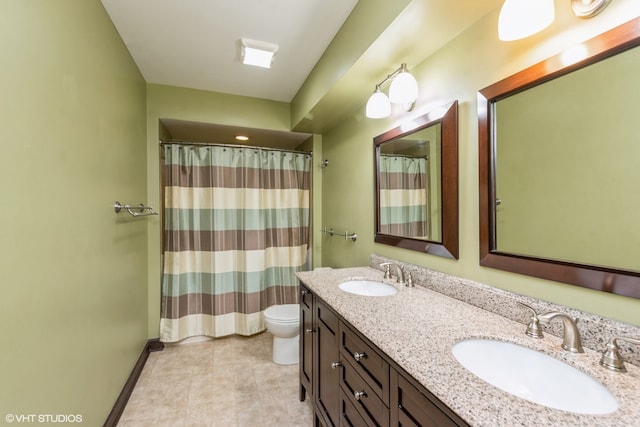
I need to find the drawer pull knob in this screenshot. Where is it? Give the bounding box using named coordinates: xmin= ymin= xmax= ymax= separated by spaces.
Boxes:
xmin=353 ymin=352 xmax=367 ymax=361
xmin=354 ymin=390 xmax=366 ymax=401
xmin=305 ymin=328 xmax=316 ymax=333
xmin=331 ymin=361 xmax=342 ymax=369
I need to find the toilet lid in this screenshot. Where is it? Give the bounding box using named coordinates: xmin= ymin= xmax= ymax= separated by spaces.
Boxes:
xmin=264 ymin=304 xmax=299 ymax=322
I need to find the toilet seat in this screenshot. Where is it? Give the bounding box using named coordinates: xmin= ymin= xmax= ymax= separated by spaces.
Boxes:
xmin=264 ymin=304 xmax=299 ymax=323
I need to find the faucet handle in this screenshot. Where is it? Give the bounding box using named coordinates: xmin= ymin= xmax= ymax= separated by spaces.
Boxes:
xmin=517 ymin=302 xmax=544 ymax=339
xmin=405 ymin=272 xmax=414 ymax=287
xmin=379 ymin=262 xmax=392 ymax=279
xmin=600 ymin=336 xmax=640 ymax=373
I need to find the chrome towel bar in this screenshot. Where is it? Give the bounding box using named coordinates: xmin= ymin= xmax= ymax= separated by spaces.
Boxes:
xmin=321 ymin=226 xmax=357 ymax=242
xmin=114 ymin=201 xmax=158 ymax=217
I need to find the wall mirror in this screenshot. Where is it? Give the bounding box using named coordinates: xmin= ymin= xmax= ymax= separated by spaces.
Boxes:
xmin=478 ymin=17 xmax=640 ymax=298
xmin=374 ymin=101 xmax=458 ymax=259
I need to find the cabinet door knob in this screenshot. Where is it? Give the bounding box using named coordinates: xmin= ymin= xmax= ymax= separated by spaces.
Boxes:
xmin=331 ymin=361 xmax=342 ymax=369
xmin=353 ymin=352 xmax=367 ymax=361
xmin=354 ymin=390 xmax=366 ymax=401
xmin=305 ymin=328 xmax=316 ymax=333
xmin=301 ymin=290 xmax=308 ymax=295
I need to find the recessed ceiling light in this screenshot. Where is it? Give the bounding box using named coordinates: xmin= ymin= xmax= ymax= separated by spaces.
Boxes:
xmin=240 ymin=38 xmax=278 ymax=69
xmin=235 ymin=135 xmax=250 ymax=141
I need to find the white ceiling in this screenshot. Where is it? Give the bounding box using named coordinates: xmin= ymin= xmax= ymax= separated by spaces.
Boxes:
xmin=100 ymin=0 xmax=503 ymax=148
xmin=101 ymin=0 xmax=358 ymax=103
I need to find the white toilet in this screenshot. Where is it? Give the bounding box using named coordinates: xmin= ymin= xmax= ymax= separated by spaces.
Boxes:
xmin=263 ymin=304 xmax=300 ymax=365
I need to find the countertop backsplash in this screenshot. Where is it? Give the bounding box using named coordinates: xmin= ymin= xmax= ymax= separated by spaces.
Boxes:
xmin=370 ymin=254 xmax=640 ymax=368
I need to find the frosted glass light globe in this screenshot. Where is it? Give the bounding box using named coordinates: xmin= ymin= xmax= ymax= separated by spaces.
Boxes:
xmin=366 ymin=90 xmax=391 ymax=119
xmin=388 ymin=71 xmax=418 ymax=104
xmin=498 ymin=0 xmax=555 ymax=41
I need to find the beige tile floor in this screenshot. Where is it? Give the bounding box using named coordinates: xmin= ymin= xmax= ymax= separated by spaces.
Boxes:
xmin=117 ymin=332 xmax=313 ymax=427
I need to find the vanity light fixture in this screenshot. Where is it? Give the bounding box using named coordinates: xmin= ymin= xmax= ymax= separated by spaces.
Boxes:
xmin=240 ymin=38 xmax=278 ymax=68
xmin=498 ymin=0 xmax=612 ymax=41
xmin=365 ymin=64 xmax=418 ymax=119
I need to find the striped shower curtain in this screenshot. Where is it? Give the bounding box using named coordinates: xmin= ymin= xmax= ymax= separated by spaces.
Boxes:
xmin=378 ymin=155 xmax=429 ymax=238
xmin=160 ymin=144 xmax=311 ymax=342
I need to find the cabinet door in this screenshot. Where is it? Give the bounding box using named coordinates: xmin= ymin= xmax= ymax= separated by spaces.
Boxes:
xmin=315 ymin=299 xmax=341 ymax=426
xmin=390 ymin=369 xmax=468 ymax=427
xmin=299 ymin=285 xmax=314 ymax=401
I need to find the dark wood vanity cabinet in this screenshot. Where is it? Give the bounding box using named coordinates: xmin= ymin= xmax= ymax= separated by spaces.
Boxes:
xmin=299 ymin=283 xmax=468 ymax=427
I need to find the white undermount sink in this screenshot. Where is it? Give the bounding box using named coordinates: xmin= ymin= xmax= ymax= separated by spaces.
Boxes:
xmin=338 ymin=280 xmax=397 ymax=296
xmin=452 ymin=339 xmax=618 ymax=415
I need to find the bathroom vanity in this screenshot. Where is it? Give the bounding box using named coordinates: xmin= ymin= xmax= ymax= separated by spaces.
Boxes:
xmin=296 ymin=264 xmax=640 ymax=426
xmin=299 ymin=282 xmax=466 ymax=426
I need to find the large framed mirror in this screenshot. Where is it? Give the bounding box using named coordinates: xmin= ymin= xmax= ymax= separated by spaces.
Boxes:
xmin=479 ymin=17 xmax=640 ymax=298
xmin=374 ymin=101 xmax=458 ymax=259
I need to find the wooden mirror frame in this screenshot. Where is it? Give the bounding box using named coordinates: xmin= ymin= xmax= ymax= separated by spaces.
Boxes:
xmin=375 ymin=100 xmax=458 ymax=259
xmin=478 ymin=18 xmax=640 ymax=298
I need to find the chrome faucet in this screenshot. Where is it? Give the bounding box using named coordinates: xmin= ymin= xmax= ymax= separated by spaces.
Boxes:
xmin=379 ymin=262 xmax=405 ymax=285
xmin=538 ymin=312 xmax=584 ymax=353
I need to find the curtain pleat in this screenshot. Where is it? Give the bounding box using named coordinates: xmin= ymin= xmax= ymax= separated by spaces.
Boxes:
xmin=379 ymin=155 xmax=429 ymax=238
xmin=160 ymin=144 xmax=311 ymax=342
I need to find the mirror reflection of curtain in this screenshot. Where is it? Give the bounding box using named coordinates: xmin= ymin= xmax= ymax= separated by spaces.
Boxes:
xmin=160 ymin=144 xmax=311 ymax=342
xmin=379 ymin=155 xmax=428 ymax=238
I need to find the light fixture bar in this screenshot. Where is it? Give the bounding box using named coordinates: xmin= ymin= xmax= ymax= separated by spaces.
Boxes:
xmin=365 ymin=64 xmax=418 ymax=119
xmin=374 ymin=64 xmax=408 ymax=91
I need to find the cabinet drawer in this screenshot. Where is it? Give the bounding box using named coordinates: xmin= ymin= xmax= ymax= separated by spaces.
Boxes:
xmin=341 ymin=357 xmax=389 ymax=426
xmin=340 ymin=323 xmax=389 ymax=403
xmin=340 ymin=389 xmax=367 ymax=427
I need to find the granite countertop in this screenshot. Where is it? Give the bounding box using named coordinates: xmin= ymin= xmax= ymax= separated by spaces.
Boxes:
xmin=296 ymin=267 xmax=640 ymax=427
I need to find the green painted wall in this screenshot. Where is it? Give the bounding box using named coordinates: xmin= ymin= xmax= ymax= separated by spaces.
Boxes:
xmin=145 ymin=85 xmax=293 ymax=337
xmin=0 ymin=1 xmax=148 ymax=424
xmin=320 ymin=1 xmax=640 ymax=326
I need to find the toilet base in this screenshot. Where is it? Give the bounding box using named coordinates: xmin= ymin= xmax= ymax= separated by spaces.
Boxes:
xmin=272 ymin=335 xmax=299 ymax=365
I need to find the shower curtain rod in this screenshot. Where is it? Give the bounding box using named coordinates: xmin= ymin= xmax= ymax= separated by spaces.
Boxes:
xmin=380 ymin=153 xmax=429 ymax=160
xmin=160 ymin=141 xmax=311 ymax=155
